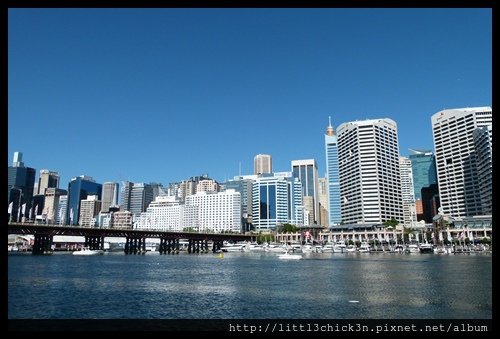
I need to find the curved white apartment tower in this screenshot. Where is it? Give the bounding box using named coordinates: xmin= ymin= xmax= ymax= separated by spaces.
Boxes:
xmin=431 ymin=106 xmax=492 ymax=218
xmin=337 ymin=118 xmax=403 ymax=224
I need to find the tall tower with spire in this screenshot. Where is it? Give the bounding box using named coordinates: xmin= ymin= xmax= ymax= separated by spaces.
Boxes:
xmin=325 ymin=117 xmax=341 ymax=227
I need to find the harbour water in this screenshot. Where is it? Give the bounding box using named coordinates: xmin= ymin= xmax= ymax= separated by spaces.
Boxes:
xmin=8 ymin=251 xmax=491 ymax=319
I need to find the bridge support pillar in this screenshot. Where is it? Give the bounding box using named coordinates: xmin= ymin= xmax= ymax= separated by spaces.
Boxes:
xmin=32 ymin=234 xmax=53 ymax=255
xmin=212 ymin=240 xmax=223 ymax=253
xmin=159 ymin=238 xmax=165 ymax=254
xmin=125 ymin=237 xmax=145 ymax=255
xmin=85 ymin=236 xmax=104 ymax=250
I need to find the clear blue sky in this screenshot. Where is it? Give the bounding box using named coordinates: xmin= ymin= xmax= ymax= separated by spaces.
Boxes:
xmin=8 ymin=8 xmax=492 ymax=188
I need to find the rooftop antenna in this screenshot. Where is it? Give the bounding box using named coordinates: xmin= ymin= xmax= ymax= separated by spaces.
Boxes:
xmin=328 ymin=116 xmax=332 ymax=128
xmin=239 ymin=161 xmax=241 ymax=176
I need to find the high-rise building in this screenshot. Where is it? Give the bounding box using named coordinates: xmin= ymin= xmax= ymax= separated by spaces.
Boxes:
xmin=184 ymin=190 xmax=242 ymax=233
xmin=317 ymin=177 xmax=329 ymax=227
xmin=337 ymin=118 xmax=403 ymax=224
xmin=254 ymin=154 xmax=272 ymax=175
xmin=225 ymin=176 xmax=254 ymax=231
xmin=408 ymin=149 xmax=437 ymax=200
xmin=136 ymin=196 xmax=184 ymax=232
xmin=44 ymin=188 xmax=67 ymax=224
xmin=8 ymin=151 xmax=36 ymax=222
xmin=431 ymin=106 xmax=492 ymax=218
xmin=120 ymin=182 xmax=154 ymax=217
xmin=178 ymin=174 xmax=212 ymax=202
xmin=79 ymin=195 xmax=102 ymax=227
xmin=399 ymin=156 xmax=417 ymax=227
xmin=422 ymin=184 xmax=440 ymax=223
xmin=196 ymin=179 xmax=220 ymax=193
xmin=101 ymin=182 xmax=119 ymax=213
xmin=37 ymin=170 xmax=60 ymax=195
xmin=408 ymin=149 xmax=438 ymax=222
xmin=473 ymin=125 xmax=492 ymax=215
xmin=324 ymin=117 xmax=341 ymax=227
xmin=66 ymin=175 xmax=102 ymax=225
xmin=251 ymin=174 xmax=303 ymax=231
xmin=56 ymin=195 xmax=67 ymax=225
xmin=292 ymin=159 xmax=319 ymax=225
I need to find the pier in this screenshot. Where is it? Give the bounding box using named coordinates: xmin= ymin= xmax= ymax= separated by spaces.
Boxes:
xmin=7 ymin=223 xmax=254 ymax=255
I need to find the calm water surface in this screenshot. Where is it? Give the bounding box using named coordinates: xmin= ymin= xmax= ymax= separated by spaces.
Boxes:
xmin=8 ymin=252 xmax=492 ymax=319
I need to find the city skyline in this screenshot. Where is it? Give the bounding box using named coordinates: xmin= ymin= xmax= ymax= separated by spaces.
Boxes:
xmin=8 ymin=9 xmax=492 ymax=187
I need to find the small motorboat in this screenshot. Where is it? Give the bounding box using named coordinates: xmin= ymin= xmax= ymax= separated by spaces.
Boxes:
xmin=278 ymin=251 xmax=302 ymax=260
xmin=72 ymin=247 xmax=104 ymax=256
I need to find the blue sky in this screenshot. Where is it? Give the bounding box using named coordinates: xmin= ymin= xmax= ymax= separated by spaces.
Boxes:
xmin=8 ymin=8 xmax=492 ymax=188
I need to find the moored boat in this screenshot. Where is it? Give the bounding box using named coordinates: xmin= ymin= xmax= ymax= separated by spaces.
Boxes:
xmin=278 ymin=251 xmax=302 ymax=260
xmin=72 ymin=247 xmax=104 ymax=256
xmin=419 ymin=243 xmax=433 ymax=253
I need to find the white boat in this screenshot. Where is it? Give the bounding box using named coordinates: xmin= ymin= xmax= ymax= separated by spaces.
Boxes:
xmin=333 ymin=240 xmax=347 ymax=253
xmin=221 ymin=242 xmax=248 ymax=252
xmin=72 ymin=247 xmax=104 ymax=256
xmin=358 ymin=242 xmax=371 ymax=253
xmin=301 ymin=244 xmax=314 ymax=253
xmin=278 ymin=252 xmax=302 ymax=260
xmin=264 ymin=243 xmax=287 ymax=253
xmin=322 ymin=243 xmax=334 ymax=253
xmin=419 ymin=243 xmax=433 ymax=253
xmin=346 ymin=244 xmax=357 ymax=253
xmin=406 ymin=244 xmax=420 ymax=253
xmin=248 ymin=243 xmax=266 ymax=251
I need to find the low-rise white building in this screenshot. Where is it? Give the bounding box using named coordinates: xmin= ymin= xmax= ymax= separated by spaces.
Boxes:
xmin=135 ymin=196 xmax=184 ymax=232
xmin=185 ymin=189 xmax=241 ymax=233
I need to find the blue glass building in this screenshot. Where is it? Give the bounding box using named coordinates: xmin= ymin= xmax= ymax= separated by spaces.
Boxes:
xmin=324 ymin=118 xmax=341 ymax=226
xmin=66 ymin=175 xmax=102 ymax=225
xmin=408 ymin=149 xmax=437 ymax=200
xmin=252 ymin=174 xmax=302 ymax=231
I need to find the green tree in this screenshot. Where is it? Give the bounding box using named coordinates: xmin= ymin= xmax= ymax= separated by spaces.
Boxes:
xmin=383 ymin=218 xmax=399 ymax=228
xmin=282 ymin=223 xmax=298 ymax=233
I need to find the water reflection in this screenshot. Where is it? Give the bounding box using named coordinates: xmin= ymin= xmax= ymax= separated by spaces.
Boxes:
xmin=8 ymin=252 xmax=491 ymax=319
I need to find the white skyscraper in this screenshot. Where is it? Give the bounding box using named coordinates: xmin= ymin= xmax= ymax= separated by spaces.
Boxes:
xmin=399 ymin=156 xmax=417 ymax=227
xmin=337 ymin=118 xmax=403 ymax=224
xmin=473 ymin=125 xmax=492 ymax=215
xmin=431 ymin=106 xmax=492 ymax=218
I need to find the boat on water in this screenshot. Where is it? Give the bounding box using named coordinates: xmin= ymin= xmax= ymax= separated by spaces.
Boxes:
xmin=419 ymin=243 xmax=434 ymax=253
xmin=358 ymin=242 xmax=371 ymax=253
xmin=346 ymin=244 xmax=357 ymax=253
xmin=406 ymin=243 xmax=420 ymax=253
xmin=278 ymin=251 xmax=302 ymax=260
xmin=221 ymin=242 xmax=248 ymax=252
xmin=333 ymin=240 xmax=347 ymax=253
xmin=72 ymin=247 xmax=104 ymax=256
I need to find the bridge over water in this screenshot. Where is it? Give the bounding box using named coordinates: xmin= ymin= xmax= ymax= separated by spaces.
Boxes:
xmin=7 ymin=223 xmax=255 ymax=255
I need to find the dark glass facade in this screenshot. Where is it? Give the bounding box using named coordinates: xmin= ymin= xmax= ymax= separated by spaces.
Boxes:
xmin=67 ymin=178 xmax=102 ymax=225
xmin=259 ymin=184 xmax=276 ymax=221
xmin=8 ymin=166 xmax=36 ymax=222
xmin=409 ymin=152 xmax=437 ymax=200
